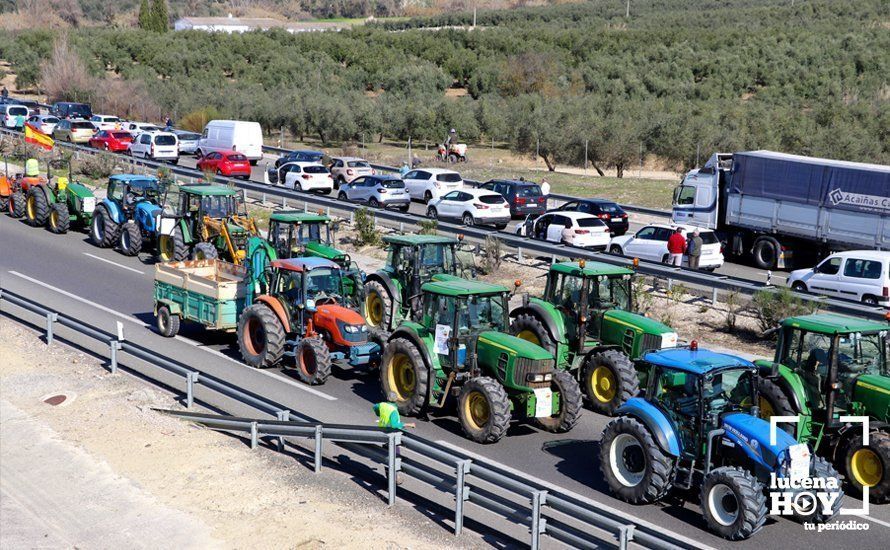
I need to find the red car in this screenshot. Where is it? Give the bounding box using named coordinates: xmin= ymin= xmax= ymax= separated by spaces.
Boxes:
xmin=196 ymin=151 xmax=252 ymax=179
xmin=88 ymin=130 xmax=134 ymax=152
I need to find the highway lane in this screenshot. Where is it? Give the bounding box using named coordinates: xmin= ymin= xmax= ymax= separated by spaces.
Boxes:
xmin=2 ymin=213 xmax=885 ymax=549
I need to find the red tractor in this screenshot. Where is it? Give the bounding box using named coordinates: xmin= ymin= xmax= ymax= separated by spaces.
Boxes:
xmin=2 ymin=158 xmax=45 ymax=218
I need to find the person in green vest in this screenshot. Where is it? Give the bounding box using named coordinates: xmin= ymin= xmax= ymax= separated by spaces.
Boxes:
xmin=373 ymin=402 xmax=415 ymax=430
xmin=25 ymin=158 xmax=39 ymax=178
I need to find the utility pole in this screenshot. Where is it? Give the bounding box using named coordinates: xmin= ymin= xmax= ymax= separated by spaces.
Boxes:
xmin=584 ymin=139 xmax=589 ymax=173
xmin=408 ymin=137 xmax=412 ymax=166
xmin=473 ymin=6 xmax=477 ymax=29
xmin=639 ymin=141 xmax=643 ymax=177
xmin=626 ymin=0 xmax=630 ymax=18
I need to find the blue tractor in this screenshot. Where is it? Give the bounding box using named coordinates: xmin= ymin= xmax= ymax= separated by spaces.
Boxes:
xmin=599 ymin=345 xmax=843 ymax=540
xmin=90 ymin=174 xmax=168 ymax=257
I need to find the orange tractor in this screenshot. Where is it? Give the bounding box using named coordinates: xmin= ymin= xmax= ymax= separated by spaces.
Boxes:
xmin=2 ymin=158 xmax=43 ymax=218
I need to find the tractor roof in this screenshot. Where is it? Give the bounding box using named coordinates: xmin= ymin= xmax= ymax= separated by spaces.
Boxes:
xmin=643 ymin=348 xmax=754 ymax=375
xmin=551 ymin=261 xmax=633 ymax=278
xmin=272 ymin=257 xmax=339 ymax=273
xmin=383 ymin=234 xmax=458 ymax=246
xmin=270 ymin=211 xmax=330 ymax=224
xmin=781 ymin=314 xmax=889 ymax=335
xmin=179 ymin=184 xmax=237 ymax=196
xmin=421 ymin=278 xmax=508 ymax=297
xmin=110 ymin=174 xmax=159 ymax=189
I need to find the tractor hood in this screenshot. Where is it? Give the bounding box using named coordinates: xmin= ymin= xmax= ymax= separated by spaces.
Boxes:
xmin=135 ymin=202 xmax=161 ymax=232
xmin=601 ymin=310 xmax=678 ymax=355
xmin=854 ymin=374 xmax=890 ymax=420
xmin=313 ymin=303 xmax=368 ymax=347
xmin=722 ymin=412 xmax=798 ymax=470
xmin=476 ymin=330 xmax=553 ymax=361
xmin=315 ymin=303 xmax=365 ymax=325
xmin=305 ymin=241 xmax=348 ymax=262
xmin=604 ymin=309 xmax=676 ymax=336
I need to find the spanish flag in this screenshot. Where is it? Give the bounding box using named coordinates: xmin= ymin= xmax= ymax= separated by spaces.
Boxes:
xmin=24 ymin=123 xmax=54 ymax=151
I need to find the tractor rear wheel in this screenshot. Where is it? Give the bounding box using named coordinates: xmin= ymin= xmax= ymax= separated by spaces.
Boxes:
xmin=536 ymin=370 xmax=583 ymax=433
xmin=458 ymin=377 xmax=511 ymax=443
xmin=583 ymin=350 xmax=639 ymax=415
xmin=0 ymin=194 xmax=7 ymax=212
xmin=364 ymin=280 xmax=393 ymax=331
xmin=26 ymin=187 xmax=49 ymax=226
xmin=844 ymin=430 xmax=890 ymax=503
xmin=90 ymin=205 xmax=119 ymax=248
xmin=48 ymin=202 xmax=70 ymax=234
xmin=237 ymin=303 xmax=285 ymax=368
xmin=600 ymin=416 xmax=674 ymax=503
xmin=119 ymin=222 xmax=143 ymax=256
xmin=511 ymin=313 xmax=557 ymax=355
xmin=700 ymin=466 xmax=767 ymax=540
xmin=293 ymin=336 xmax=332 ymax=385
xmin=192 ymin=242 xmax=218 ymax=261
xmin=380 ymin=337 xmax=428 ymax=415
xmin=158 ymin=226 xmax=188 ymax=262
xmin=156 ymin=305 xmax=180 ymax=337
xmin=755 ymin=378 xmax=796 ymax=433
xmin=9 ymin=191 xmax=26 ymax=218
xmin=791 ymin=456 xmax=843 ymax=524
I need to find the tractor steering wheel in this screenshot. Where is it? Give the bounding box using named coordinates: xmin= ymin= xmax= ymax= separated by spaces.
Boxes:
xmin=313 ymin=292 xmax=341 ymax=306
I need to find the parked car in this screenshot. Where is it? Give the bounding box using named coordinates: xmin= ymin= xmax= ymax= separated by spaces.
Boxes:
xmin=124 ymin=121 xmax=163 ymax=134
xmin=197 ymin=151 xmax=252 ymax=179
xmin=426 ymin=188 xmax=511 ymax=228
xmin=273 ymin=149 xmax=324 ymax=169
xmin=554 ymin=198 xmax=629 ymax=236
xmin=480 ymin=179 xmax=546 ymax=218
xmin=128 ymin=131 xmax=179 ymax=162
xmin=515 ymin=212 xmax=611 ymax=250
xmin=26 ymin=114 xmax=59 ymax=135
xmin=338 ymin=174 xmax=410 ymax=211
xmin=609 ymin=224 xmax=724 ymax=270
xmin=403 ymin=168 xmax=463 ymax=203
xmin=173 ymin=131 xmax=201 ymax=155
xmin=279 ymin=161 xmax=333 ymax=193
xmin=3 ymin=104 xmax=29 ymax=129
xmin=88 ymin=130 xmax=134 ymax=152
xmin=51 ymin=102 xmax=92 ymax=120
xmin=788 ymin=250 xmax=890 ymax=306
xmin=89 ymin=114 xmax=122 ymax=132
xmin=53 ymin=119 xmax=96 ymax=143
xmin=329 ymin=156 xmax=374 ymax=188
xmin=197 ymin=120 xmax=263 ymax=164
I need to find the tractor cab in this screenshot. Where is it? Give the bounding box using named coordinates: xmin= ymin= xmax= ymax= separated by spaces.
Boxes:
xmin=269 ymin=257 xmax=349 ymax=326
xmin=268 ymin=211 xmax=335 ymax=259
xmin=107 ymin=175 xmax=166 ymax=214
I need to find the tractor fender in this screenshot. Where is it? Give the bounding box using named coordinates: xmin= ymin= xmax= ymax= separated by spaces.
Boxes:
xmin=154 ymin=299 xmax=181 ymax=316
xmin=389 ymin=325 xmax=437 ymax=405
xmin=721 ymin=413 xmax=797 ymax=472
xmin=0 ymin=175 xmax=10 ymax=196
xmin=756 ymin=361 xmax=808 ymax=416
xmin=616 ymin=397 xmax=681 ymax=456
xmin=135 ymin=202 xmax=161 ymax=233
xmin=509 ymin=300 xmax=566 ymax=344
xmin=366 ymin=272 xmax=402 ymax=313
xmin=155 ymin=214 xmax=177 ymax=237
xmin=100 ymin=198 xmax=125 ymax=224
xmin=255 ymin=295 xmax=291 ymax=334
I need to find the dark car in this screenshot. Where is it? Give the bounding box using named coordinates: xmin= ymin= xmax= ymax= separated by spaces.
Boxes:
xmin=479 ymin=179 xmax=546 ymax=218
xmin=51 ymin=102 xmax=92 ymax=120
xmin=274 ymin=149 xmax=324 ymax=168
xmin=554 ymin=198 xmax=629 ymax=235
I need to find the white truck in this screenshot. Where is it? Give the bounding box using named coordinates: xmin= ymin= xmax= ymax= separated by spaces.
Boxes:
xmin=672 ymin=150 xmax=890 ymax=269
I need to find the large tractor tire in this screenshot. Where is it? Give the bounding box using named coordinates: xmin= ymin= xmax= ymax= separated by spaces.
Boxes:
xmin=293 ymin=336 xmax=332 ymax=385
xmin=155 ymin=305 xmax=180 ymax=338
xmin=583 ymin=350 xmax=639 ymax=415
xmin=119 ymin=222 xmax=143 ymax=256
xmin=25 ymin=187 xmax=49 ymax=226
xmin=0 ymin=194 xmax=8 ymax=212
xmin=364 ymin=280 xmax=393 ymax=331
xmin=9 ymin=191 xmax=26 ymax=218
xmin=367 ymin=329 xmax=389 ymax=370
xmin=843 ymin=430 xmax=890 ymax=503
xmin=380 ymin=337 xmax=428 ymax=415
xmin=755 ymin=378 xmax=796 ymax=434
xmin=192 ymin=242 xmax=218 ymax=261
xmin=791 ymin=456 xmax=843 ymax=524
xmin=90 ymin=205 xmax=119 ymax=248
xmin=600 ymin=416 xmax=674 ymax=503
xmin=48 ymin=202 xmax=70 ymax=234
xmin=158 ymin=226 xmax=188 ymax=262
xmin=457 ymin=376 xmax=511 ymax=444
xmin=237 ymin=303 xmax=286 ymax=368
xmin=536 ymin=370 xmax=583 ymax=433
xmin=699 ymin=466 xmax=767 ymax=540
xmin=511 ymin=313 xmax=557 ymax=355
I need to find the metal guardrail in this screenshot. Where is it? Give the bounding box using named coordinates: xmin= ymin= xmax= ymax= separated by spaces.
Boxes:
xmin=0 ymin=287 xmax=707 ymax=550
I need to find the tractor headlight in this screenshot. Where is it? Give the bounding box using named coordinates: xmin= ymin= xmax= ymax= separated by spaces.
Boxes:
xmin=343 ymin=325 xmax=361 ymax=334
xmin=526 ymin=373 xmax=553 ymax=383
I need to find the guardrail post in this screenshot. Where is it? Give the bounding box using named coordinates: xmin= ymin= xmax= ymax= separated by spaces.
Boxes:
xmin=261 ymin=192 xmax=267 ymax=206
xmin=349 ymin=211 xmax=354 ymax=224
xmin=530 ymin=490 xmax=547 ymax=550
xmin=387 ymin=432 xmax=401 ymax=506
xmin=304 ymin=201 xmax=308 ymax=212
xmin=617 ymin=524 xmax=635 ymax=550
xmin=326 ymin=207 xmax=330 ymax=217
xmin=711 ymin=287 xmax=718 ymax=305
xmin=314 ymin=424 xmax=323 ymax=473
xmin=250 ymin=421 xmax=258 ymax=450
xmin=282 ymin=196 xmax=287 ymax=208
xmin=399 ymin=222 xmax=404 ymax=232
xmin=45 ymin=312 xmax=58 ymax=346
xmin=517 ymin=247 xmax=523 ymax=262
xmin=108 ymin=339 xmax=122 ymax=374
xmin=186 ymin=371 xmax=200 ymax=408
xmin=276 ymin=410 xmax=290 ymax=451
xmin=667 ymin=278 xmax=673 ymax=291
xmin=454 ymin=459 xmax=472 ymax=535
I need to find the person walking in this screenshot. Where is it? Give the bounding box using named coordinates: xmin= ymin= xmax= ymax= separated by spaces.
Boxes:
xmin=1 ymin=86 xmax=8 ymax=99
xmin=540 ymin=177 xmax=550 ymax=208
xmin=667 ymin=227 xmax=686 ymax=267
xmin=399 ymin=162 xmax=410 ymax=177
xmin=164 ymin=116 xmax=174 ymax=130
xmin=686 ymin=228 xmax=703 ymax=270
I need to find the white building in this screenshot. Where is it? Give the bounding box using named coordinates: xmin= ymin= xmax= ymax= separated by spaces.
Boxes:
xmin=173 ymin=15 xmax=347 ymax=34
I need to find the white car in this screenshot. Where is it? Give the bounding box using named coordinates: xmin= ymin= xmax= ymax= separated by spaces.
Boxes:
xmin=609 ymin=224 xmax=724 ymax=270
xmin=403 ymin=168 xmax=463 ymax=203
xmin=27 ymin=114 xmax=59 ymax=135
xmin=90 ymin=114 xmax=122 ymax=131
xmin=788 ymin=250 xmax=890 ymax=306
xmin=281 ymin=161 xmax=334 ymax=193
xmin=128 ymin=131 xmax=179 ymax=162
xmin=516 ymin=212 xmax=611 ymax=250
xmin=426 ymin=188 xmax=511 ymax=228
xmin=125 ymin=121 xmax=163 ymax=134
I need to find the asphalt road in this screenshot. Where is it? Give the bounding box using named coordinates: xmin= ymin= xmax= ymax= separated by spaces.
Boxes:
xmin=2 ymin=213 xmax=885 ymax=550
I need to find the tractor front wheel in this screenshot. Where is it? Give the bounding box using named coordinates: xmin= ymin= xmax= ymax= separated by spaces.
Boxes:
xmin=364 ymin=280 xmax=393 ymax=331
xmin=90 ymin=205 xmax=119 ymax=248
xmin=119 ymin=222 xmax=143 ymax=256
xmin=9 ymin=191 xmax=26 ymax=218
xmin=293 ymin=336 xmax=332 ymax=385
xmin=26 ymin=187 xmax=49 ymax=226
xmin=158 ymin=226 xmax=188 ymax=262
xmin=458 ymin=377 xmax=511 ymax=444
xmin=379 ymin=337 xmax=428 ymax=415
xmin=48 ymin=202 xmax=70 ymax=234
xmin=756 ymin=378 xmax=796 ymax=433
xmin=791 ymin=456 xmax=843 ymax=524
xmin=700 ymin=466 xmax=767 ymax=540
xmin=583 ymin=350 xmax=639 ymax=415
xmin=156 ymin=305 xmax=180 ymax=337
xmin=192 ymin=242 xmax=218 ymax=261
xmin=844 ymin=430 xmax=890 ymax=503
xmin=600 ymin=416 xmax=674 ymax=503
xmin=511 ymin=313 xmax=557 ymax=355
xmin=536 ymin=370 xmax=583 ymax=433
xmin=237 ymin=304 xmax=286 ymax=368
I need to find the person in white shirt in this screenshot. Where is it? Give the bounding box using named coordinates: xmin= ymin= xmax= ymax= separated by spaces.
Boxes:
xmin=540 ymin=178 xmax=550 ymax=208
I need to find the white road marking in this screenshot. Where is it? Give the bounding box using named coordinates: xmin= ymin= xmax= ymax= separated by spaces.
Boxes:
xmin=855 ymin=513 xmax=890 ymax=530
xmin=82 ymin=253 xmax=145 ymax=275
xmin=7 ymin=270 xmax=336 ymax=401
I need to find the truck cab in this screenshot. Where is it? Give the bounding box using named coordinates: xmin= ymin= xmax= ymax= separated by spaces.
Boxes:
xmin=671 ymin=152 xmax=733 ymax=230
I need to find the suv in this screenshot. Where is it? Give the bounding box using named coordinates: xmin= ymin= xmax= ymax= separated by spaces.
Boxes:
xmin=555 ymin=199 xmax=629 ymax=236
xmin=51 ymin=102 xmax=92 ymax=120
xmin=788 ymin=250 xmax=890 ymax=306
xmin=338 ymin=175 xmax=410 ymax=210
xmin=329 ymin=156 xmax=374 ymax=188
xmin=427 ymin=188 xmax=511 ymax=228
xmin=129 ymin=131 xmax=179 ymax=162
xmin=90 ymin=114 xmax=122 ymax=132
xmin=481 ymin=179 xmax=546 ymax=218
xmin=402 ymin=168 xmax=463 ymax=203
xmin=609 ymin=224 xmax=724 ymax=271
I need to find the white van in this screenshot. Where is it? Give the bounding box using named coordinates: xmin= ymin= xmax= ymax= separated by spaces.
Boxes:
xmin=197 ymin=120 xmax=263 ymax=165
xmin=788 ymin=250 xmax=890 ymax=306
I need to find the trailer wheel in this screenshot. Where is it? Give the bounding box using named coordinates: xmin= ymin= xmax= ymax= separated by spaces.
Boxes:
xmin=156 ymin=305 xmax=180 ymax=338
xmin=844 ymin=430 xmax=890 ymax=503
xmin=600 ymin=416 xmax=674 ymax=503
xmin=379 ymin=337 xmax=428 ymax=415
xmin=536 ymin=370 xmax=583 ymax=433
xmin=700 ymin=466 xmax=767 ymax=540
xmin=755 ymin=378 xmax=796 ymax=433
xmin=791 ymin=456 xmax=843 ymax=524
xmin=752 ymin=238 xmax=779 ymax=270
xmin=237 ymin=304 xmax=285 ymax=368
xmin=363 ymin=280 xmax=393 ymax=330
xmin=583 ymin=350 xmax=639 ymax=415
xmin=293 ymin=336 xmax=332 ymax=385
xmin=48 ymin=201 xmax=70 ymax=234
xmin=26 ymin=187 xmax=49 ymax=226
xmin=458 ymin=377 xmax=511 ymax=443
xmin=119 ymin=222 xmax=143 ymax=256
xmin=9 ymin=191 xmax=26 ymax=218
xmin=511 ymin=312 xmax=556 ymax=355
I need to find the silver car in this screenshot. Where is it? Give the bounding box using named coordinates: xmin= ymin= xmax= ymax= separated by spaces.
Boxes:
xmin=174 ymin=131 xmax=201 ymax=155
xmin=337 ymin=175 xmax=410 ymax=211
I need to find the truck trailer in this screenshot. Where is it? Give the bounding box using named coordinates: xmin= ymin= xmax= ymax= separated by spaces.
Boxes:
xmin=671 ymin=150 xmax=890 ymax=269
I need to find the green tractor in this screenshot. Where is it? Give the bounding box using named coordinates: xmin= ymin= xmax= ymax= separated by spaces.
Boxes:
xmin=363 ymin=235 xmax=475 ymax=333
xmin=22 ymin=159 xmax=96 ymax=234
xmin=756 ymin=313 xmax=890 ymax=502
xmin=379 ymin=277 xmax=583 ymax=443
xmin=510 ymin=261 xmax=678 ymax=415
